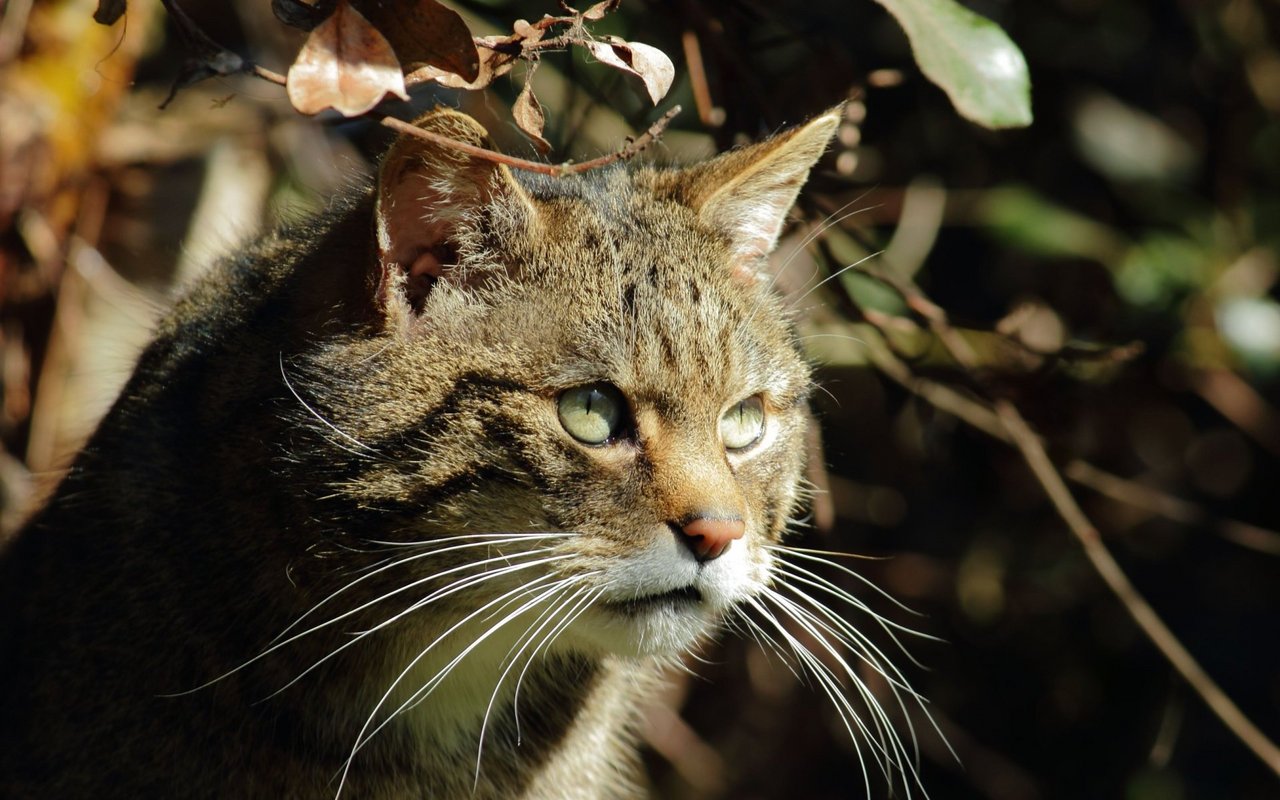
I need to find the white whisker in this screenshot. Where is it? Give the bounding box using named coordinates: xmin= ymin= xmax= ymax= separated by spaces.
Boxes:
xmin=279 ymin=354 xmax=379 ymax=460
xmin=277 ymin=533 xmax=574 ymax=643
xmin=769 ymin=191 xmax=879 ymax=294
xmin=161 ymin=544 xmax=568 ymax=698
xmin=768 ymin=545 xmax=924 ymax=616
xmin=335 ymin=572 xmax=581 ymax=797
xmin=744 ymin=596 xmax=881 ymax=795
xmin=475 ymin=581 xmax=602 ymax=787
xmin=789 ymin=250 xmax=885 ymax=308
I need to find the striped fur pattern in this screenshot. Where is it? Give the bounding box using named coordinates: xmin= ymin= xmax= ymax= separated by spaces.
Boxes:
xmin=0 ymin=109 xmax=931 ymax=798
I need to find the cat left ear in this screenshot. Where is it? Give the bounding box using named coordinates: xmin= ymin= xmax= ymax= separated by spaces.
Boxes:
xmin=375 ymin=109 xmax=536 ymax=316
xmin=673 ymin=108 xmax=840 ymax=279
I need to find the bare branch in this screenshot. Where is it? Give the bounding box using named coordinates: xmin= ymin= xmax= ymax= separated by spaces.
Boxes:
xmin=857 ymin=328 xmax=1280 ymax=555
xmin=993 ymin=398 xmax=1280 ymax=777
xmin=856 ymin=274 xmax=1280 ymax=778
xmin=237 ymin=63 xmax=680 ymax=178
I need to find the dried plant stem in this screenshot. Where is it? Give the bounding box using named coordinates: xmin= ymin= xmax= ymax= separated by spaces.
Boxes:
xmin=866 ymin=277 xmax=1280 ymax=778
xmin=858 ymin=327 xmax=1280 ymax=555
xmin=1062 ymin=461 xmax=1280 ymax=556
xmin=251 ymin=66 xmax=679 ymax=177
xmin=994 ymin=399 xmax=1280 ymax=777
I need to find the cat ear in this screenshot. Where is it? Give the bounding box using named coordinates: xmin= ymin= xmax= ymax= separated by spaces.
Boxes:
xmin=670 ymin=108 xmax=840 ymax=278
xmin=375 ymin=108 xmax=535 ymax=313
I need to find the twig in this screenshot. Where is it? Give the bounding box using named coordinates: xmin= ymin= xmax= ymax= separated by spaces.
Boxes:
xmin=1063 ymin=461 xmax=1280 ymax=557
xmin=866 ymin=276 xmax=1280 ymax=778
xmin=994 ymin=399 xmax=1280 ymax=777
xmin=1188 ymin=367 xmax=1280 ymax=458
xmin=857 ymin=262 xmax=1145 ymax=368
xmin=681 ymin=30 xmax=722 ymax=127
xmin=251 ymin=66 xmax=680 ymax=177
xmin=857 ymin=333 xmax=1280 ymax=555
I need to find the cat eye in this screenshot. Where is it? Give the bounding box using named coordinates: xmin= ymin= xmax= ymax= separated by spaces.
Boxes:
xmin=558 ymin=383 xmax=627 ymax=445
xmin=720 ymin=396 xmax=766 ymax=450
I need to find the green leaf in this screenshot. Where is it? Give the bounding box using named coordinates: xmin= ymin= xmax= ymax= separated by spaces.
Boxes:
xmin=977 ymin=185 xmax=1127 ymax=262
xmin=873 ymin=0 xmax=1032 ymax=129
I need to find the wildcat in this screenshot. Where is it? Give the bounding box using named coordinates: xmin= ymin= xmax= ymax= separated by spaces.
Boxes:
xmin=0 ymin=107 xmax=921 ymax=798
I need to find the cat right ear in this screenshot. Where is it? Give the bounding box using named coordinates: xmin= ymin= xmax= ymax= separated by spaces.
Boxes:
xmin=374 ymin=109 xmax=536 ymax=319
xmin=657 ymin=108 xmax=841 ymax=283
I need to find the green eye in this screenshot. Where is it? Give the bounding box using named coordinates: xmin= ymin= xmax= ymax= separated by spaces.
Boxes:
xmin=558 ymin=384 xmax=626 ymax=445
xmin=720 ymin=396 xmax=765 ymax=450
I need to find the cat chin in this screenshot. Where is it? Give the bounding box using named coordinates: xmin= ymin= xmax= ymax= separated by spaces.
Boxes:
xmin=556 ymin=601 xmax=722 ymax=659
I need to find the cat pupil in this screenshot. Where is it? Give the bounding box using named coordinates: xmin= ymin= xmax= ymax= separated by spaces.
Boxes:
xmin=721 ymin=396 xmax=765 ymax=450
xmin=557 ymin=383 xmax=625 ymax=444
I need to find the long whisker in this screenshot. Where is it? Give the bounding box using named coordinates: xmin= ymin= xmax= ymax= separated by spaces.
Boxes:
xmin=510 ymin=584 xmax=604 ymax=744
xmin=279 ymin=354 xmax=379 ymax=460
xmin=788 ymin=249 xmax=885 ymax=308
xmin=767 ymin=544 xmax=924 ymax=616
xmin=757 ymin=591 xmax=904 ymax=766
xmin=161 ymin=544 xmax=566 ymax=697
xmin=336 ymin=573 xmax=582 ymax=796
xmin=768 ymin=190 xmax=879 ymax=294
xmin=770 ymin=558 xmax=937 ymax=647
xmin=756 ymin=589 xmax=932 ymax=799
xmin=743 ymin=595 xmax=880 ymax=794
xmin=474 ymin=582 xmax=601 ymax=787
xmin=279 ymin=554 xmax=576 ymax=702
xmin=772 ymin=580 xmax=954 ymax=775
xmin=275 ymin=532 xmax=576 ymax=643
xmin=725 ymin=611 xmax=806 ymax=685
xmin=768 ymin=580 xmax=925 ymax=701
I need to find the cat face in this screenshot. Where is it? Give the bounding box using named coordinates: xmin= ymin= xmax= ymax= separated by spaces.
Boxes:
xmin=472 ymin=187 xmax=816 ymax=657
xmin=293 ymin=108 xmax=837 ymax=663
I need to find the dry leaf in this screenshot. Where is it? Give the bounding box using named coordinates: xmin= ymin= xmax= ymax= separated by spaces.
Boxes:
xmin=286 ymin=0 xmax=409 ymax=117
xmin=405 ymin=48 xmax=512 ymax=90
xmin=405 ymin=20 xmax=540 ymax=90
xmin=513 ymin=76 xmax=551 ymax=154
xmin=582 ymin=0 xmax=620 ymax=21
xmin=585 ymin=36 xmax=674 ymax=104
xmin=512 ymin=19 xmax=543 ymax=42
xmin=353 ymin=0 xmax=479 ymax=82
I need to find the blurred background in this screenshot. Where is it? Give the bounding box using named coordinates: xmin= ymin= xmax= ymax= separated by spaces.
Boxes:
xmin=1 ymin=1 xmax=1278 ymax=798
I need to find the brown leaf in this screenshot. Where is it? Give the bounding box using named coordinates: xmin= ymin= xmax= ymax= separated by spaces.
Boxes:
xmin=585 ymin=36 xmax=674 ymax=105
xmin=405 ymin=19 xmax=539 ymax=90
xmin=582 ymin=0 xmax=620 ymax=21
xmin=513 ymin=76 xmax=551 ymax=154
xmin=286 ymin=0 xmax=409 ymax=117
xmin=511 ymin=18 xmax=543 ymax=43
xmin=405 ymin=49 xmax=511 ymax=90
xmin=352 ymin=0 xmax=479 ymax=83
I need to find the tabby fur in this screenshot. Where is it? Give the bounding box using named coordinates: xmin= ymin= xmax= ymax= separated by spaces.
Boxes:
xmin=0 ymin=108 xmax=893 ymax=798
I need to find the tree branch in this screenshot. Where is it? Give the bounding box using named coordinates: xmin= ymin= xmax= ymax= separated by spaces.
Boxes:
xmin=858 ymin=275 xmax=1280 ymax=778
xmin=251 ymin=66 xmax=679 ymax=177
xmin=857 ymin=333 xmax=1280 ymax=556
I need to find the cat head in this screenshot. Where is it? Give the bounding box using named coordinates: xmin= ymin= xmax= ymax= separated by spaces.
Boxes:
xmin=298 ymin=107 xmax=838 ymax=659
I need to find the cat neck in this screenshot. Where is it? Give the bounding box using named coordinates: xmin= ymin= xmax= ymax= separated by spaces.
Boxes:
xmin=296 ymin=644 xmax=653 ymax=798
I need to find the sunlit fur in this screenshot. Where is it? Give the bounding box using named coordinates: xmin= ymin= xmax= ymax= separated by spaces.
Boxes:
xmin=0 ymin=109 xmax=937 ymax=798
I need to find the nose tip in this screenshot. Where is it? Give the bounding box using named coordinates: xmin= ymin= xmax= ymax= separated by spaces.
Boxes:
xmin=678 ymin=516 xmax=746 ymax=561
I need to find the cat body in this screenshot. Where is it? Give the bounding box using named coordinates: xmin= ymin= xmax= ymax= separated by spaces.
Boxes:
xmin=0 ymin=109 xmax=841 ymax=797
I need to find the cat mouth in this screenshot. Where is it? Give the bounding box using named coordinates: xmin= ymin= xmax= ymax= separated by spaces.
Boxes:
xmin=602 ymin=584 xmax=704 ymax=615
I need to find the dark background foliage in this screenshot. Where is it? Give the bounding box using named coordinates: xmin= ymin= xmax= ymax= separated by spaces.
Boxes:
xmin=1 ymin=1 xmax=1277 ymax=798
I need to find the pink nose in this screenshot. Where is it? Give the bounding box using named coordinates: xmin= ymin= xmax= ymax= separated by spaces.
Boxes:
xmin=679 ymin=516 xmax=746 ymax=561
